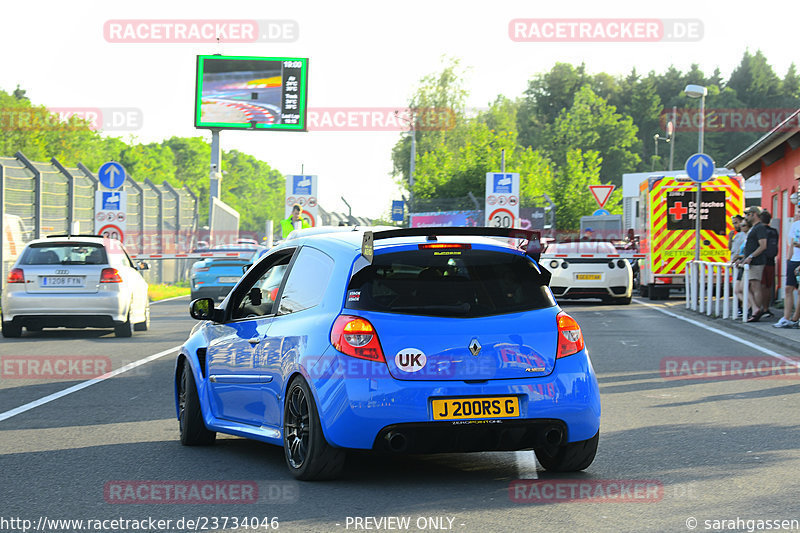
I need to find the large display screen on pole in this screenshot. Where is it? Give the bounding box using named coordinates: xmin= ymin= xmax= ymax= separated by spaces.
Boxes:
xmin=195 ymin=55 xmax=308 ymax=131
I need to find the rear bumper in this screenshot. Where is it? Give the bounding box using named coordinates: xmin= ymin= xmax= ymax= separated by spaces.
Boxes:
xmin=373 ymin=419 xmax=568 ymax=453
xmin=551 ymin=286 xmax=631 ymax=299
xmin=549 ymin=270 xmax=632 ymax=299
xmin=191 ymin=284 xmax=236 ymax=300
xmin=1 ymin=289 xmax=128 ymax=323
xmin=305 ymin=349 xmax=601 ymax=451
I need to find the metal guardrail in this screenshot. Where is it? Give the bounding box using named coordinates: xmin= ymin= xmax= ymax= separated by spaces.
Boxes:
xmin=685 ymin=260 xmax=750 ymax=323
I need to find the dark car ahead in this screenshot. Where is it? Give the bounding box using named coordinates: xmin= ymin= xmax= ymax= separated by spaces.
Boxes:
xmin=189 ymin=245 xmax=267 ymax=301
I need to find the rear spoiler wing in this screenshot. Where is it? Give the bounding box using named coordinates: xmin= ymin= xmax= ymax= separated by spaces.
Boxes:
xmin=360 ymin=227 xmax=542 ymax=263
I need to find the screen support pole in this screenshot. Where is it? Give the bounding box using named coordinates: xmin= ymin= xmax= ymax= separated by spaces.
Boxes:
xmin=209 ymin=128 xmax=222 ymax=216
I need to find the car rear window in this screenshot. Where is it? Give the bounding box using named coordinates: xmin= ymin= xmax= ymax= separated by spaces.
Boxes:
xmin=21 ymin=243 xmax=107 ymax=265
xmin=345 ymin=249 xmax=555 ymax=317
xmin=546 ymin=241 xmax=617 ymax=254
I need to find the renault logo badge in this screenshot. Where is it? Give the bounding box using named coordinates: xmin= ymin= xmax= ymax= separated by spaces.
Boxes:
xmin=469 ymin=338 xmax=481 ymax=356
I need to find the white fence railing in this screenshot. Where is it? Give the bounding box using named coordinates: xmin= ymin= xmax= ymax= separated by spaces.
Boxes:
xmin=685 ymin=261 xmax=750 ymax=322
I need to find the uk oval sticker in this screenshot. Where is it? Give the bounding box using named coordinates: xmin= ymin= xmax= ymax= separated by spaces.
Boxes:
xmin=395 ymin=348 xmax=427 ymax=373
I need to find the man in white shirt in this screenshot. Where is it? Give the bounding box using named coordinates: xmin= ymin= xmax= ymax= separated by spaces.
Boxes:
xmin=773 ymin=209 xmax=800 ymax=328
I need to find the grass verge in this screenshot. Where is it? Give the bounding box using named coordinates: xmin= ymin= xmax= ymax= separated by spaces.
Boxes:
xmin=148 ymin=284 xmax=191 ymax=302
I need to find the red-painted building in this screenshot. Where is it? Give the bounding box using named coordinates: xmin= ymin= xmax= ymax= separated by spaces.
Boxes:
xmin=726 ymin=109 xmax=800 ymax=297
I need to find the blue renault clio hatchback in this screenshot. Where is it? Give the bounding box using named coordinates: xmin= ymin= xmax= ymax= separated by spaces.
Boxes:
xmin=175 ymin=226 xmax=601 ymax=480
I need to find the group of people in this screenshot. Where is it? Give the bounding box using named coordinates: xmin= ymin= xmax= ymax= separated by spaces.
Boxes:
xmin=729 ymin=206 xmax=800 ymax=326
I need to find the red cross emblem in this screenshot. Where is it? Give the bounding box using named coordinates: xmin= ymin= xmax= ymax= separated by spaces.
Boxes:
xmin=669 ymin=201 xmax=688 ymax=220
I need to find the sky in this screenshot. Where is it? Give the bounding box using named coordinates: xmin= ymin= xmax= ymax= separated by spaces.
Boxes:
xmin=2 ymin=0 xmax=797 ymax=219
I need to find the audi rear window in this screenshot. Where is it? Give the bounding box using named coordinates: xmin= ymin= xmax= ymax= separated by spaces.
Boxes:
xmin=21 ymin=243 xmax=108 ymax=265
xmin=345 ymin=249 xmax=555 ymax=317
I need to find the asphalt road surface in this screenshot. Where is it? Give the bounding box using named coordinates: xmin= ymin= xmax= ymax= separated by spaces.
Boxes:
xmin=1 ymin=296 xmax=799 ymax=533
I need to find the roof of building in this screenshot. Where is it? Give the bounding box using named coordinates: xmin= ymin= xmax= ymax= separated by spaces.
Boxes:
xmin=725 ymin=108 xmax=800 ymax=179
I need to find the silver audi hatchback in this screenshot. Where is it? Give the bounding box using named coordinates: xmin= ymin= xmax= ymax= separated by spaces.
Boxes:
xmin=1 ymin=235 xmax=150 ymax=337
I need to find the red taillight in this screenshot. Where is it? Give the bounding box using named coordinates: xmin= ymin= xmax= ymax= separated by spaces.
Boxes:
xmin=556 ymin=311 xmax=584 ymax=359
xmin=330 ymin=315 xmax=385 ymax=362
xmin=656 ymin=277 xmax=673 ymax=284
xmin=7 ymin=268 xmax=25 ymax=283
xmin=100 ymin=267 xmax=123 ymax=283
xmin=418 ymin=243 xmax=472 ymax=250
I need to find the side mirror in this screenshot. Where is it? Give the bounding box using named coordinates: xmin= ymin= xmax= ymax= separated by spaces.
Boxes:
xmin=190 ymin=297 xmax=223 ymax=322
xmin=247 ymin=287 xmax=263 ymax=306
xmin=138 ymin=261 xmax=150 ymax=271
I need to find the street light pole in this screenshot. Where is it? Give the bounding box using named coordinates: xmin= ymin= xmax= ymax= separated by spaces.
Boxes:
xmin=669 ymin=105 xmax=676 ymax=171
xmin=409 ymin=118 xmax=416 ymax=213
xmin=684 ymin=84 xmax=708 ymax=261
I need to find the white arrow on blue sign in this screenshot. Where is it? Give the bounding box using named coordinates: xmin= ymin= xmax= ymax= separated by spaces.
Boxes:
xmin=98 ymin=161 xmax=127 ymax=190
xmin=593 ymin=208 xmax=610 ymax=216
xmin=685 ymin=153 xmax=715 ymax=183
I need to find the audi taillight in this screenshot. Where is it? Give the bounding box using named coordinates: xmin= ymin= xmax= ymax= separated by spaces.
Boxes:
xmin=330 ymin=315 xmax=385 ymax=362
xmin=194 ymin=266 xmax=209 ymax=272
xmin=7 ymin=268 xmax=24 ymax=283
xmin=556 ymin=311 xmax=584 ymax=358
xmin=100 ymin=267 xmax=123 ymax=283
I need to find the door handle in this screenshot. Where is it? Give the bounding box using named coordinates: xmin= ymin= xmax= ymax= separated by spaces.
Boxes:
xmin=248 ymin=337 xmax=261 ymax=345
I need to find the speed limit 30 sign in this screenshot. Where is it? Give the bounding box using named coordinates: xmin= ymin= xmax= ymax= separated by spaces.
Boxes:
xmin=487 ymin=208 xmax=515 ymax=228
xmin=98 ymin=224 xmax=124 ymax=242
xmin=485 ymin=173 xmax=519 ymax=227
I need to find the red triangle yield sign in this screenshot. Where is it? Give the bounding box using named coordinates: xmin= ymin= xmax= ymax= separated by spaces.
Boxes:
xmin=589 ymin=184 xmax=615 ymax=208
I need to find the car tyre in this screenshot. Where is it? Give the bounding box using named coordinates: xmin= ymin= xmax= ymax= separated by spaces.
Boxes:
xmin=615 ymin=295 xmax=632 ymax=305
xmin=283 ymin=376 xmax=346 ymax=481
xmin=639 ymin=283 xmax=649 ymax=297
xmin=535 ymin=431 xmax=599 ymax=472
xmin=134 ymin=304 xmax=150 ymax=331
xmin=114 ymin=310 xmax=133 ymax=338
xmin=178 ymin=362 xmax=216 ymax=446
xmin=2 ymin=319 xmax=22 ymax=338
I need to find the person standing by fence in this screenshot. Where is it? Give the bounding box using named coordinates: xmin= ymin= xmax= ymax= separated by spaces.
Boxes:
xmin=759 ymin=210 xmax=779 ymax=318
xmin=773 ymin=209 xmax=800 ymax=328
xmin=741 ymin=206 xmax=768 ymax=322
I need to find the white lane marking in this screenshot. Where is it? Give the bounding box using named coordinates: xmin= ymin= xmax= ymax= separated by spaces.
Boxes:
xmin=0 ymin=346 xmax=180 ymax=423
xmin=515 ymin=450 xmax=539 ymax=479
xmin=151 ymin=294 xmax=190 ymax=304
xmin=635 ymin=299 xmax=798 ymax=365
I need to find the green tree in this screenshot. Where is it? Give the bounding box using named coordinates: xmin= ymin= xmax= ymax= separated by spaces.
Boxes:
xmin=547 ymin=86 xmax=641 ymax=187
xmin=727 ymin=49 xmax=783 ymax=109
xmin=391 ymin=57 xmax=469 ymax=196
xmin=549 ymin=149 xmax=622 ymax=231
xmin=517 ymin=62 xmax=589 ymax=149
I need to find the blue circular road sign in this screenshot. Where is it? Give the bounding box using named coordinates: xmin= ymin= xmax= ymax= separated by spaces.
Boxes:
xmin=98 ymin=161 xmax=127 ymax=190
xmin=685 ymin=153 xmax=715 ymax=183
xmin=593 ymin=208 xmax=610 ymax=216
